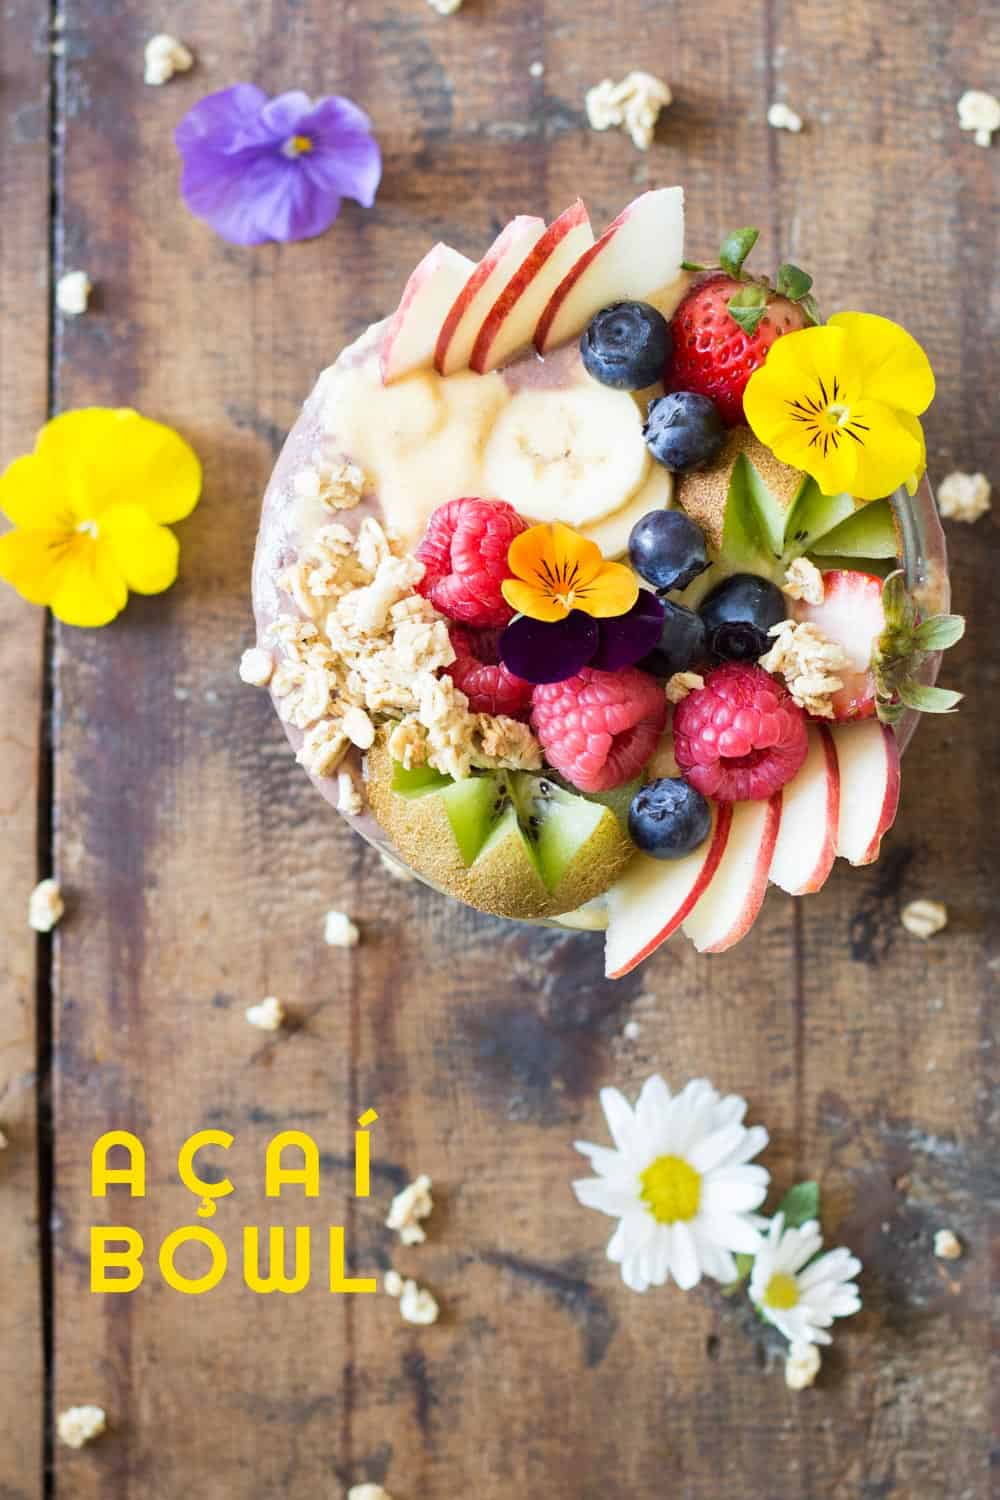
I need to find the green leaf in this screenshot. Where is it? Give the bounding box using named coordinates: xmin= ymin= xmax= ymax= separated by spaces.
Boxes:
xmin=897 ymin=679 xmax=963 ymax=714
xmin=913 ymin=614 xmax=966 ymax=652
xmin=733 ymin=1251 xmax=754 ymax=1280
xmin=719 ymin=227 xmax=760 ymax=279
xmin=776 ymin=1181 xmax=820 ymax=1230
xmin=876 ymin=696 xmax=906 ymax=726
xmin=879 ymin=570 xmax=916 ymax=634
xmin=797 ymin=292 xmax=823 ymax=326
xmin=775 ymin=262 xmax=813 ymax=301
xmin=727 ymin=284 xmax=769 ymax=335
xmin=680 ymin=259 xmax=707 ymax=272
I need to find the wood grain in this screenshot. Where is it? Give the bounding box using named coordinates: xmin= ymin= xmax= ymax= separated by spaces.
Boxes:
xmin=1 ymin=0 xmax=995 ymax=1497
xmin=0 ymin=2 xmax=50 ymax=1496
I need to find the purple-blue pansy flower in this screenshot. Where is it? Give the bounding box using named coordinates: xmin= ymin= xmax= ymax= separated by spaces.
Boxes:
xmin=175 ymin=84 xmax=381 ymax=246
xmin=500 ymin=592 xmax=666 ymax=685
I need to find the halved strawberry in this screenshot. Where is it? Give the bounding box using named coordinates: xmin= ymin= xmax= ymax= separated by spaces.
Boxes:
xmin=791 ymin=569 xmax=885 ymax=720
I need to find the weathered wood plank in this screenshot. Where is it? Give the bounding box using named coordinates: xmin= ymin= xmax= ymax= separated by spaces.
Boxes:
xmin=46 ymin=1 xmax=997 ymax=1498
xmin=0 ymin=2 xmax=51 ymax=1495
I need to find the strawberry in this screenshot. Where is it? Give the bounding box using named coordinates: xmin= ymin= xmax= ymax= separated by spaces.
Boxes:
xmin=666 ymin=229 xmax=817 ymax=425
xmin=790 ymin=569 xmax=885 ymax=720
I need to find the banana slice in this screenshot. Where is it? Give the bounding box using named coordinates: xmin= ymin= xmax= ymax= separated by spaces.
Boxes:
xmin=483 ymin=387 xmax=650 ymax=527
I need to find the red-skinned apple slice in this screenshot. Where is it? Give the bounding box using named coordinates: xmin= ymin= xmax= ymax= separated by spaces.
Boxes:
xmin=434 ymin=216 xmax=546 ymax=376
xmin=832 ymin=720 xmax=900 ymax=865
xmin=468 ymin=201 xmax=595 ymax=374
xmin=681 ymin=793 xmax=782 ymax=953
xmin=534 ymin=187 xmax=685 ymax=354
xmin=380 ymin=243 xmax=476 ymax=385
xmin=769 ymin=725 xmax=840 ymax=895
xmin=604 ymin=801 xmax=733 ymax=979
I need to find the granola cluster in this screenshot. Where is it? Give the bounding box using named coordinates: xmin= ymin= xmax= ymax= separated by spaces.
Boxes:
xmin=256 ymin=512 xmax=543 ymax=786
xmin=758 ymin=619 xmax=850 ymax=718
xmin=782 ymin=557 xmax=825 ymax=606
xmin=292 ymin=453 xmax=367 ymax=512
xmin=586 ymin=71 xmax=672 ymax=151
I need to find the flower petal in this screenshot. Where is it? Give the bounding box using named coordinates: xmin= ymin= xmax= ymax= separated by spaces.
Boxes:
xmin=599 ymin=1086 xmax=640 ymax=1155
xmin=0 ymin=453 xmax=74 ymax=531
xmin=298 ymin=96 xmax=382 ymax=207
xmin=828 ymin=311 xmax=935 ymax=415
xmin=48 ymin=536 xmax=128 ymax=627
xmin=175 ymin=84 xmax=273 ymax=156
xmin=36 ymin=409 xmax=201 ymax=525
xmin=499 ymin=610 xmax=598 ymax=682
xmin=501 ymin=579 xmax=569 ymax=622
xmin=574 ymin=559 xmax=640 ymax=619
xmin=846 ymin=400 xmax=925 ymax=501
xmin=669 ymin=1221 xmax=702 ymax=1290
xmin=99 ymin=504 xmax=180 ymax=595
xmin=0 ymin=528 xmax=74 ymax=605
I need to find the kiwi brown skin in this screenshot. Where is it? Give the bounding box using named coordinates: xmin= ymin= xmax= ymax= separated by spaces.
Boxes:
xmin=364 ymin=734 xmax=635 ymax=921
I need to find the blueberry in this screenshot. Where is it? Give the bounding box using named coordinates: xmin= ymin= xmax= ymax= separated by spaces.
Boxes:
xmin=580 ymin=301 xmax=672 ymax=390
xmin=628 ymin=509 xmax=709 ymax=593
xmin=629 ymin=777 xmax=712 ymax=860
xmin=637 ymin=600 xmax=707 ymax=677
xmin=644 ymin=391 xmax=726 ymax=472
xmin=699 ymin=573 xmax=787 ymax=661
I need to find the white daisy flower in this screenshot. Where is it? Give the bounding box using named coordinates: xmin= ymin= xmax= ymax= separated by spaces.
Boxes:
xmin=573 ymin=1075 xmax=770 ymax=1292
xmin=749 ymin=1211 xmax=862 ymax=1344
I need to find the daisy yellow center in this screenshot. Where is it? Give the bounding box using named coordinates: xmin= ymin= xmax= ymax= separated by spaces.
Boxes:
xmin=763 ymin=1271 xmax=800 ymax=1311
xmin=785 ymin=375 xmax=870 ymax=459
xmin=639 ymin=1155 xmax=701 ymax=1224
xmin=284 ymin=134 xmax=314 ymax=157
xmin=75 ymin=518 xmax=99 ymax=539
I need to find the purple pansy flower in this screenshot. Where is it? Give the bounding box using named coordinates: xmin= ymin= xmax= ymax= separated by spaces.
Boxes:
xmin=175 ymin=84 xmax=381 ymax=246
xmin=500 ymin=592 xmax=666 ymax=685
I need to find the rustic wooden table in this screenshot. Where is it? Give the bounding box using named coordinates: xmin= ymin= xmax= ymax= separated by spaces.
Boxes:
xmin=1 ymin=1 xmax=996 ymax=1496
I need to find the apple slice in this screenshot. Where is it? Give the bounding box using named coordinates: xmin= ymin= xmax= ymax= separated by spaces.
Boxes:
xmin=468 ymin=201 xmax=595 ymax=374
xmin=434 ymin=216 xmax=546 ymax=376
xmin=534 ymin=187 xmax=685 ymax=355
xmin=769 ymin=725 xmax=840 ymax=895
xmin=832 ymin=720 xmax=900 ymax=865
xmin=604 ymin=802 xmax=733 ymax=978
xmin=381 ymin=244 xmax=476 ymax=385
xmin=681 ymin=794 xmax=782 ymax=953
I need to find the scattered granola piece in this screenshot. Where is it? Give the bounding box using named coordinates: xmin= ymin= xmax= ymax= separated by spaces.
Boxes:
xmin=56 ymin=270 xmax=91 ymax=317
xmin=783 ymin=557 xmax=825 ymax=606
xmin=386 ymin=1174 xmax=434 ymax=1246
xmin=768 ymin=101 xmax=804 ymax=133
xmin=245 ymin=996 xmax=285 ymax=1032
xmin=297 ymin=719 xmax=349 ymax=778
xmin=426 ymin=0 xmax=463 ymax=13
xmin=622 ymin=1019 xmax=641 ymax=1042
xmin=758 ymin=620 xmax=849 ymax=718
xmin=901 ymin=898 xmax=948 ymax=940
xmin=936 ymin=470 xmax=991 ymax=523
xmin=144 ymin=33 xmax=194 ymax=86
xmin=348 ymin=1486 xmax=394 ymax=1500
xmin=341 ymin=705 xmax=376 ymax=750
xmin=57 ymin=1405 xmax=106 ymax=1449
xmin=337 ymin=767 xmax=365 ymax=816
xmin=399 ymin=1277 xmax=440 ymax=1325
xmin=239 ymin=646 xmax=274 ymax=687
xmin=294 ymin=456 xmax=365 ymax=512
xmin=529 ymin=60 xmax=545 ymax=79
xmin=957 ymin=89 xmax=1000 ymax=147
xmin=378 ymin=849 xmax=414 ymax=882
xmin=665 ymin=671 xmax=705 ymax=705
xmin=933 ymin=1228 xmax=963 ymax=1261
xmin=586 ymin=71 xmax=672 ymax=151
xmin=324 ymin=909 xmax=361 ymax=948
xmin=384 ymin=1269 xmax=404 ymax=1297
xmin=784 ymin=1342 xmax=821 ymax=1390
xmin=29 ymin=878 xmax=64 ymax=933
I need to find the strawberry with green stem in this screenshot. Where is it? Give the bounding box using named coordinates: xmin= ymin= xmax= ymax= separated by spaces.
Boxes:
xmin=668 ymin=228 xmax=819 ymax=425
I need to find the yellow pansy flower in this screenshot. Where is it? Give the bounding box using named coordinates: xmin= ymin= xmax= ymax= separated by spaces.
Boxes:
xmin=0 ymin=408 xmax=201 ymax=627
xmin=501 ymin=521 xmax=639 ymax=623
xmin=742 ymin=312 xmax=934 ymax=500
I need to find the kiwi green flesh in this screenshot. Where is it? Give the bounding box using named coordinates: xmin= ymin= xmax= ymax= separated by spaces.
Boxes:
xmin=365 ymin=736 xmax=635 ymax=921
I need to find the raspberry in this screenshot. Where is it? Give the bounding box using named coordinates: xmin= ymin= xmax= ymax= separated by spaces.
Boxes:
xmin=415 ymin=497 xmax=527 ymax=627
xmin=446 ymin=625 xmax=533 ymax=720
xmin=531 ymin=667 xmax=667 ymax=793
xmin=672 ymin=663 xmax=808 ymax=801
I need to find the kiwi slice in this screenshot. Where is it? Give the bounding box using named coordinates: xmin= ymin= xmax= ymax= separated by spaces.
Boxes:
xmin=674 ymin=427 xmax=900 ymax=588
xmin=365 ymin=734 xmax=636 ymax=921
